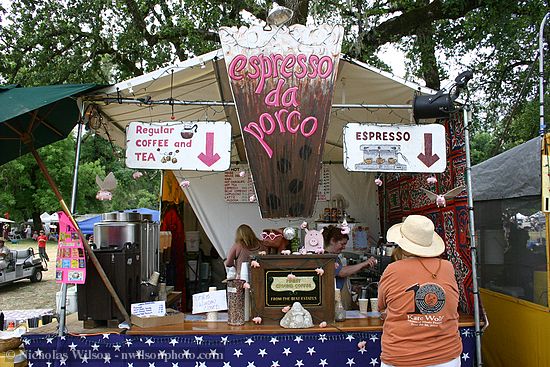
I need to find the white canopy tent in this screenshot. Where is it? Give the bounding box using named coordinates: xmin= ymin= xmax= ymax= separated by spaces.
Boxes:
xmin=85 ymin=49 xmax=438 ymax=258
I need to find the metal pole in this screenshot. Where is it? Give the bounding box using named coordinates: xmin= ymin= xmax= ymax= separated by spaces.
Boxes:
xmin=57 ymin=101 xmax=86 ymax=336
xmin=463 ymin=107 xmax=483 ymax=366
xmin=539 ymin=12 xmax=550 ymax=136
xmin=97 ymin=97 xmax=413 ymax=110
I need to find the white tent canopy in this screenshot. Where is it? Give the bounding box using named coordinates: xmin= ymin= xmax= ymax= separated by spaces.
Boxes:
xmin=86 ymin=50 xmax=438 ymax=257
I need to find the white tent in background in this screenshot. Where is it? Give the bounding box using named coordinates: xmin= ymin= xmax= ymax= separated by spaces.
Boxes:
xmin=49 ymin=212 xmax=59 ymax=222
xmin=40 ymin=212 xmax=51 ymax=223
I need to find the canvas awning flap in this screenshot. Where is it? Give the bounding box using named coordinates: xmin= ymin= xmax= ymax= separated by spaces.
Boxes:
xmin=472 ymin=137 xmax=541 ymax=201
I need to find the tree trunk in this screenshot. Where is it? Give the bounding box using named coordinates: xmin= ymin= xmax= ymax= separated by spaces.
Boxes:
xmin=415 ymin=22 xmax=441 ymax=91
xmin=281 ymin=0 xmax=309 ymax=25
xmin=32 ymin=212 xmax=42 ymax=233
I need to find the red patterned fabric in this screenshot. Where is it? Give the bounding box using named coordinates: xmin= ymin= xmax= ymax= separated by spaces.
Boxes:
xmin=378 ymin=114 xmax=473 ymax=314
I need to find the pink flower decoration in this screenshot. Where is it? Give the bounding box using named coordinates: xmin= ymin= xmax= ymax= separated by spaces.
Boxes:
xmin=243 ymin=282 xmax=251 ymax=289
xmin=427 ymin=176 xmax=438 ymax=184
xmin=132 ymin=171 xmax=143 ymax=180
xmin=357 ymin=341 xmax=366 ymax=349
xmin=374 ymin=178 xmax=383 ymax=186
xmin=300 ymin=221 xmax=308 ymax=229
xmin=315 ymin=268 xmax=324 ymax=276
xmin=282 ymin=306 xmax=291 ymax=313
xmin=252 ymin=317 xmax=262 ymax=324
xmin=239 ymin=171 xmax=246 ymax=177
xmin=281 ymin=250 xmax=291 ymax=255
xmin=180 ymin=180 xmax=190 ymax=188
xmin=96 ymin=191 xmax=112 ymax=201
xmin=258 ymin=251 xmax=267 ymax=256
xmin=319 ymin=321 xmax=327 ymax=328
xmin=287 ymin=273 xmax=296 ymax=280
xmin=249 ymin=195 xmax=256 ymax=202
xmin=314 ymin=248 xmax=325 ymax=254
xmin=341 ymin=226 xmax=350 ymax=235
xmin=251 ymin=260 xmax=260 ymax=268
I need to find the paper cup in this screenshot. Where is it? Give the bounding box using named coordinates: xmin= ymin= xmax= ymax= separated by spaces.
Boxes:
xmin=147 ymin=271 xmax=160 ymax=286
xmin=369 ymin=298 xmax=379 ymax=312
xmin=358 ymin=299 xmax=369 ymax=314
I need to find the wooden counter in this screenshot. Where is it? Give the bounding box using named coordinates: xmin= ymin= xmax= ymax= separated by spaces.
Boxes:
xmin=128 ymin=313 xmax=475 ymax=335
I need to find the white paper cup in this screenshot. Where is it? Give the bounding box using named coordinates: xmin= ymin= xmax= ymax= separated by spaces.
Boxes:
xmin=147 ymin=271 xmax=160 ymax=286
xmin=358 ymin=299 xmax=369 ymax=314
xmin=369 ymin=298 xmax=379 ymax=312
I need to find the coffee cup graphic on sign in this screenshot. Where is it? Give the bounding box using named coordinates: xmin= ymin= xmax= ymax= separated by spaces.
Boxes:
xmin=181 ymin=123 xmax=198 ymax=139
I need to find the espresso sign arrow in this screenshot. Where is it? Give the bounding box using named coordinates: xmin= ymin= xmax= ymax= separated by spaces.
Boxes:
xmin=198 ymin=132 xmax=221 ymax=167
xmin=417 ymin=133 xmax=440 ymax=167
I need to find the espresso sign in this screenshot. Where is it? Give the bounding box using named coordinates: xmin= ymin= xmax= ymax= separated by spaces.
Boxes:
xmin=219 ymin=25 xmax=344 ymax=218
xmin=266 ymin=270 xmax=321 ymax=306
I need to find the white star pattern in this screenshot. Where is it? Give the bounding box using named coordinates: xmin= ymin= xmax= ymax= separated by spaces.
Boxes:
xmin=104 ymin=354 xmax=111 ymax=363
xmin=196 ymin=362 xmax=207 ymax=367
xmin=195 ymin=336 xmax=204 ymax=345
xmin=127 ymin=364 xmax=133 ymax=367
xmin=148 ymin=363 xmax=156 ymax=367
xmin=102 ymin=334 xmax=110 ymax=339
xmin=136 ymin=350 xmax=144 ymax=358
xmin=319 ymin=359 xmax=328 ymax=366
xmin=81 ymin=354 xmax=89 ymax=364
xmin=258 ymin=349 xmax=267 ymax=357
xmin=46 ymin=362 xmax=51 ymax=367
xmin=46 ymin=337 xmax=54 ymax=344
xmin=113 ymin=344 xmax=121 ymax=351
xmin=59 ymin=357 xmax=67 ymax=366
xmin=307 ymin=347 xmax=316 ymax=356
xmin=23 ymin=339 xmax=31 ymax=345
xmin=246 ymin=362 xmax=256 ymax=367
xmin=35 ymin=349 xmax=43 ymax=357
xmin=369 ymin=358 xmax=379 ymax=366
xmin=91 ymin=343 xmax=100 ymax=351
xmin=221 ymin=336 xmax=229 ymax=345
xmin=169 ymin=338 xmax=179 ymax=346
xmin=271 ymin=361 xmax=280 ymax=367
xmin=346 ymin=334 xmax=355 ymax=342
xmin=145 ymin=338 xmax=154 ymax=346
xmin=346 ymin=358 xmax=355 ymax=366
xmin=60 ymin=336 xmax=66 ymax=341
xmin=462 ymin=353 xmax=470 ymax=361
xmin=210 ymin=349 xmax=219 ymax=358
xmin=125 ymin=340 xmax=133 ymax=347
xmin=270 ymin=337 xmax=279 ymax=345
xmin=358 ymin=347 xmax=367 ymax=355
xmin=68 ymin=343 xmax=77 ymax=351
xmin=462 ymin=329 xmax=472 ymax=337
xmin=283 ymin=348 xmax=292 ymax=356
xmin=234 ymin=349 xmax=243 ymax=358
xmin=294 ymin=336 xmax=303 ymax=344
xmin=369 ymin=334 xmax=379 ymax=343
xmin=223 ymin=363 xmax=231 ymax=367
xmin=28 ymin=362 xmax=33 ymax=367
xmin=172 ymin=363 xmax=179 ymax=367
xmin=318 ymin=334 xmax=327 ymax=343
xmin=245 ymin=338 xmax=254 ymax=345
xmin=295 ymin=360 xmax=304 ymax=367
xmin=158 ymin=351 xmax=167 ymax=359
xmin=183 ymin=350 xmax=192 ymax=358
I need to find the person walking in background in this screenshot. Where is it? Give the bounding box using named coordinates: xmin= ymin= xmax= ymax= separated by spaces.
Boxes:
xmin=25 ymin=225 xmax=31 ymax=239
xmin=378 ymin=215 xmax=461 ymax=367
xmin=37 ymin=230 xmax=49 ymax=262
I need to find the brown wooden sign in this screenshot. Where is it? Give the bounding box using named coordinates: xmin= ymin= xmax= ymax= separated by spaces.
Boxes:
xmin=219 ymin=25 xmax=344 ymax=218
xmin=250 ymin=254 xmax=336 ymax=323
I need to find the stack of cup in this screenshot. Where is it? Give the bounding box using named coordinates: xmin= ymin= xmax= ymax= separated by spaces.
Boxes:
xmin=370 ymin=298 xmax=379 ymax=313
xmin=206 ymin=287 xmax=218 ymax=321
xmin=240 ymin=263 xmax=250 ymax=322
xmin=358 ymin=299 xmax=369 ymax=315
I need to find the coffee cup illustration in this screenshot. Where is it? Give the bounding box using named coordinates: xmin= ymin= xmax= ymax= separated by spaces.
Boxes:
xmin=181 ymin=123 xmax=198 ymax=139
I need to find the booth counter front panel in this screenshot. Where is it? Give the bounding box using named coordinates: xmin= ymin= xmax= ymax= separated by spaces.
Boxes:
xmin=24 ymin=315 xmax=476 ymax=367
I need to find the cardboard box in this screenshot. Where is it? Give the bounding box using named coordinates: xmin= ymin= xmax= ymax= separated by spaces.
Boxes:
xmin=131 ymin=309 xmax=184 ymax=328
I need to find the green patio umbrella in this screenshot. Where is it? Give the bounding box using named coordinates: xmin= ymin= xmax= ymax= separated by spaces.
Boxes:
xmin=0 ymin=84 xmax=130 ymax=324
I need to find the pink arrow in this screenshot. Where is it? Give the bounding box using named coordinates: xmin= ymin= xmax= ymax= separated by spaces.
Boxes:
xmin=198 ymin=132 xmax=221 ymax=166
xmin=417 ymin=133 xmax=440 ymax=167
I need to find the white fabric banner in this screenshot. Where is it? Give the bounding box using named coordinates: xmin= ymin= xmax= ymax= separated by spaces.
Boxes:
xmin=172 ymin=165 xmax=380 ymax=258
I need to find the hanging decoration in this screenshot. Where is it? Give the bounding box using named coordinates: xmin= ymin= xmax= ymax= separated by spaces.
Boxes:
xmin=420 ymin=185 xmax=466 ymax=208
xmin=427 ymin=176 xmax=438 ymax=184
xmin=374 ymin=177 xmax=383 ymax=186
xmin=132 ymin=171 xmax=143 ymax=180
xmin=95 ymin=172 xmax=117 ymax=201
xmin=219 ymin=24 xmax=344 ymax=218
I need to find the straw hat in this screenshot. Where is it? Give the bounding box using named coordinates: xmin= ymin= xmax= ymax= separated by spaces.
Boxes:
xmin=386 ymin=215 xmax=444 ymax=257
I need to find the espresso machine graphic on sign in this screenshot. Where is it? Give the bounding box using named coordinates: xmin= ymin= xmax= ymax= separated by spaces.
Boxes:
xmin=355 ymin=144 xmax=408 ymax=171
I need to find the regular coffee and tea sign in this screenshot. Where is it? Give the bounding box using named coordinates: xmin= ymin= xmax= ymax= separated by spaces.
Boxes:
xmin=219 ymin=24 xmax=344 ymax=218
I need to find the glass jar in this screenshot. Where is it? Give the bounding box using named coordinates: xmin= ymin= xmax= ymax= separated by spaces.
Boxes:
xmin=334 ymin=289 xmax=346 ymax=322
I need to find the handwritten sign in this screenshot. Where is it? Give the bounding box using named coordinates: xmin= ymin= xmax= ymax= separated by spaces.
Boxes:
xmin=192 ymin=290 xmax=228 ymax=314
xmin=219 ymin=25 xmax=343 ymax=218
xmin=224 ymin=165 xmax=256 ymax=203
xmin=125 ymin=121 xmax=231 ymax=171
xmin=131 ymin=301 xmax=166 ymax=317
xmin=55 ymin=211 xmax=86 ymax=284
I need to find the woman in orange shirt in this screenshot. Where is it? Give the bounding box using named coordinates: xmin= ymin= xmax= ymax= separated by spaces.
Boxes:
xmin=378 ymin=215 xmax=462 ymax=367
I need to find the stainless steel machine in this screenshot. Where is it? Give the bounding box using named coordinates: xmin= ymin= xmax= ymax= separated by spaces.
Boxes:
xmin=94 ymin=211 xmax=160 ymax=282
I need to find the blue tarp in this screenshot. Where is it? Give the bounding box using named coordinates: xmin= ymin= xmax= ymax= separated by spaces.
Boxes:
xmin=77 ymin=208 xmax=160 ymax=235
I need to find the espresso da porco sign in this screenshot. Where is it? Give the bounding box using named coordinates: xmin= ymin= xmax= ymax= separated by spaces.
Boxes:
xmin=219 ymin=25 xmax=344 ymax=218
